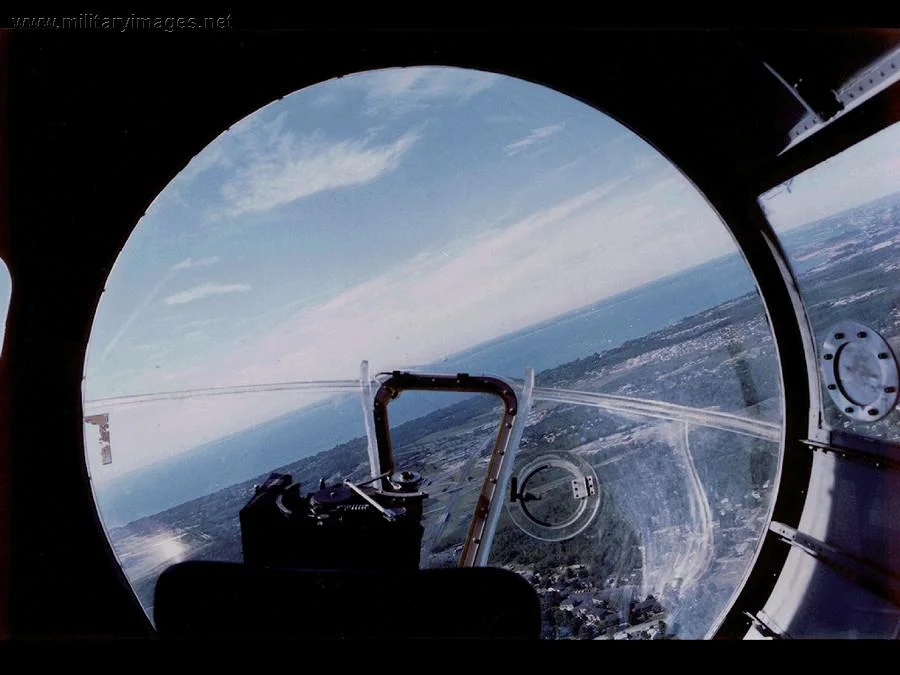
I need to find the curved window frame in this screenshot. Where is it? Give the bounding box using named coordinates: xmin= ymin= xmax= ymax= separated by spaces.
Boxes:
xmin=714 ymin=60 xmax=900 ymax=639
xmin=77 ymin=63 xmax=823 ymax=641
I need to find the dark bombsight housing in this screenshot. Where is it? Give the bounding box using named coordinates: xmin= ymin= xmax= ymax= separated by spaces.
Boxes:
xmin=239 ymin=470 xmax=427 ymax=571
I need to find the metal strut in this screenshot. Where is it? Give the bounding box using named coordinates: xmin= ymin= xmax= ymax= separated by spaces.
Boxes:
xmin=769 ymin=520 xmax=900 ymax=608
xmin=371 ymin=370 xmax=520 ymax=568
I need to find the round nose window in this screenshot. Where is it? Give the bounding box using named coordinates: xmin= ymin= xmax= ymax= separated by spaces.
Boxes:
xmin=83 ymin=66 xmax=783 ymax=640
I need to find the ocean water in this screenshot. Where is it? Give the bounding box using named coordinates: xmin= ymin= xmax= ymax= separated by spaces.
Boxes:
xmin=444 ymin=250 xmax=758 ymax=378
xmin=96 ymin=250 xmax=761 ymax=527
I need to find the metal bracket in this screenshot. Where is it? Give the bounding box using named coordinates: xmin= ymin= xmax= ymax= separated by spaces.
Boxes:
xmin=371 ymin=370 xmax=519 ymax=568
xmin=804 ymin=436 xmax=900 ymax=473
xmin=833 ymin=46 xmax=900 ymax=110
xmin=770 ymin=521 xmax=900 ymax=608
xmin=84 ymin=413 xmax=112 ymax=465
xmin=786 ymin=44 xmax=900 ymax=146
xmin=743 ymin=611 xmax=789 ymax=639
xmin=571 ymin=475 xmax=595 ymax=500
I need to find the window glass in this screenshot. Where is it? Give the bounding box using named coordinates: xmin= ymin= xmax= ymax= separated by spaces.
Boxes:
xmin=0 ymin=258 xmax=8 ymax=357
xmin=760 ymin=120 xmax=900 ymax=442
xmin=84 ymin=67 xmax=783 ymax=639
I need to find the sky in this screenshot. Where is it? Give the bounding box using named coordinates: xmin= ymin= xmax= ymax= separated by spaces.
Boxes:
xmin=762 ymin=120 xmax=900 ymax=230
xmin=77 ymin=66 xmax=900 ymax=482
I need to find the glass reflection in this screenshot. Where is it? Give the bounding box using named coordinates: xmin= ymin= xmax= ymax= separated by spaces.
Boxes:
xmin=488 ymin=404 xmax=778 ymax=639
xmin=0 ymin=258 xmax=9 ymax=357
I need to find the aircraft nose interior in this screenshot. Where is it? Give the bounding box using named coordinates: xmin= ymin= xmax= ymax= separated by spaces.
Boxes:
xmin=3 ymin=23 xmax=900 ymax=641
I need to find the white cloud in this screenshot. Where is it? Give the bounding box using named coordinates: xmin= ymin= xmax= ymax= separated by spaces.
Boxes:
xmin=311 ymin=90 xmax=341 ymax=107
xmin=485 ymin=114 xmax=526 ymax=124
xmin=228 ymin=112 xmax=264 ymax=138
xmin=172 ymin=256 xmax=221 ymax=271
xmin=504 ymin=123 xmax=566 ymax=156
xmin=155 ymin=139 xmax=234 ymax=212
xmin=177 ymin=142 xmax=230 ymax=184
xmin=164 ymin=283 xmax=251 ymax=306
xmin=762 ymin=119 xmax=900 ymax=231
xmin=220 ymin=130 xmax=420 ymax=217
xmin=95 ymin=258 xmax=224 ymax=364
xmin=361 ymin=67 xmax=498 ymax=116
xmin=86 ymin=166 xmax=739 ymax=480
xmin=210 ymin=171 xmax=732 ymax=387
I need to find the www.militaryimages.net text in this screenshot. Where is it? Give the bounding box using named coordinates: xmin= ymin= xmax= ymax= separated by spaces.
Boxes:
xmin=9 ymin=13 xmax=233 ymax=32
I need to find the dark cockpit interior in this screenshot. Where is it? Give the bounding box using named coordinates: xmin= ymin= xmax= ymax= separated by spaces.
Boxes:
xmin=2 ymin=22 xmax=900 ymax=641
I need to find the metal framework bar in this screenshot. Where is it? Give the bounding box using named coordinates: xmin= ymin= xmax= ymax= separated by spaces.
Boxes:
xmin=475 ymin=368 xmax=534 ymax=567
xmin=370 ymin=371 xmax=519 ymax=568
xmin=754 ymin=72 xmax=900 ymax=195
xmin=743 ymin=611 xmax=790 ymax=639
xmin=785 ymin=44 xmax=900 ymax=147
xmin=805 ymin=435 xmax=900 ymax=473
xmin=770 ymin=521 xmax=900 ymax=608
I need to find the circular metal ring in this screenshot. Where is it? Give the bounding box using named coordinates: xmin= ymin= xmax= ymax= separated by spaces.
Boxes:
xmin=820 ymin=321 xmax=899 ymax=423
xmin=506 ymin=451 xmax=601 ymax=542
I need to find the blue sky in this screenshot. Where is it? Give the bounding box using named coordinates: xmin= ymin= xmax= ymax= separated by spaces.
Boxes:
xmin=762 ymin=120 xmax=900 ymax=228
xmin=77 ymin=67 xmax=900 ymax=481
